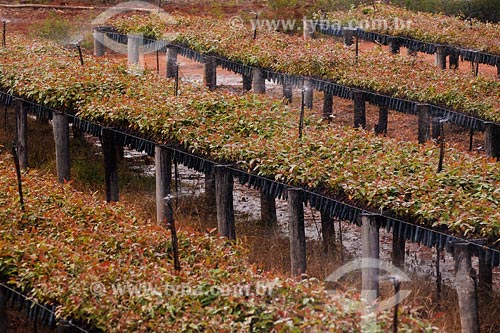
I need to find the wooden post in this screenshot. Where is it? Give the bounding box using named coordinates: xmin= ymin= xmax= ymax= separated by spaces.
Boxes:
xmin=389 ymin=38 xmax=400 ymax=54
xmin=57 ymin=320 xmax=71 ymax=333
xmin=453 ymin=243 xmax=480 ymax=333
xmin=92 ymin=28 xmax=105 ymax=57
xmin=321 ymin=211 xmax=335 ymax=254
xmin=15 ymin=100 xmax=27 ymax=170
xmin=353 ymin=90 xmax=366 ymax=129
xmin=449 ymin=52 xmax=460 ymax=69
xmin=303 ymin=19 xmax=314 ymax=39
xmin=375 ymin=105 xmax=388 ymax=135
xmin=127 ymin=34 xmax=140 ymax=66
xmin=417 ymin=104 xmax=431 ymax=144
xmin=252 ymin=68 xmax=266 ymax=94
xmin=361 ymin=213 xmax=380 ymax=304
xmin=288 ymin=188 xmax=306 ymax=276
xmin=260 ymin=188 xmax=277 ymax=228
xmin=283 ymin=82 xmax=293 ymax=104
xmin=392 ymin=221 xmax=405 ymax=268
xmin=478 ymin=252 xmax=492 ymax=295
xmin=52 ymin=112 xmax=70 ymax=183
xmin=435 ymin=46 xmax=447 ymax=70
xmin=166 ymin=47 xmax=178 ymax=79
xmin=203 ymin=56 xmax=217 ymax=91
xmin=342 ymin=28 xmax=355 ymax=46
xmin=303 ymin=79 xmax=313 ymax=109
xmin=242 ymin=74 xmax=252 ymax=91
xmin=431 ymin=117 xmax=441 ymax=141
xmin=322 ymin=92 xmax=333 ymax=121
xmin=155 ymin=145 xmax=172 ymax=226
xmin=214 ymin=165 xmax=235 ymax=240
xmin=205 ymin=168 xmax=216 ymax=208
xmin=102 ymin=128 xmax=119 ymax=203
xmin=407 ymin=47 xmax=417 ymax=56
xmin=0 ymin=286 xmax=7 ymax=333
xmin=485 ymin=122 xmax=500 ymax=159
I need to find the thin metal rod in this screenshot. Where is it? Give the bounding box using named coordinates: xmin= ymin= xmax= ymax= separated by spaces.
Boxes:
xmin=2 ymin=20 xmax=6 ymax=48
xmin=355 ymin=32 xmax=359 ymax=64
xmin=393 ymin=279 xmax=400 ymax=333
xmin=469 ymin=128 xmax=474 ymax=151
xmin=3 ymin=104 xmax=7 ymax=134
xmin=437 ymin=123 xmax=445 ymax=173
xmin=156 ymin=50 xmax=160 ymax=74
xmin=165 ymin=195 xmax=181 ymax=271
xmin=174 ymin=63 xmax=179 ymax=96
xmin=11 ymin=143 xmax=24 ymax=211
xmin=253 ymin=13 xmax=258 ymax=40
xmin=338 ymin=219 xmax=343 ymax=263
xmin=436 ymin=246 xmax=442 ymax=299
xmin=299 ymin=88 xmax=305 ymax=139
xmin=77 ymin=45 xmax=84 ymax=66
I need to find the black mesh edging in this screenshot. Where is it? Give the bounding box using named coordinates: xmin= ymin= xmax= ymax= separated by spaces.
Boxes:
xmin=103 ymin=31 xmax=492 ymax=131
xmin=317 ymin=26 xmax=500 ymax=66
xmin=2 ymin=89 xmax=500 ymax=266
xmin=0 ymin=283 xmax=94 ymax=332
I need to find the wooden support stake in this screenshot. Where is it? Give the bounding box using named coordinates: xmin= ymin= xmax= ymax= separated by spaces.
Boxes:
xmin=155 ymin=145 xmax=172 ymax=226
xmin=392 ymin=221 xmax=405 ymax=268
xmin=303 ymin=19 xmax=314 ymax=39
xmin=449 ymin=52 xmax=460 ymax=69
xmin=260 ymin=188 xmax=277 ymax=228
xmin=283 ymin=82 xmax=293 ymax=104
xmin=407 ymin=47 xmax=417 ymax=56
xmin=485 ymin=122 xmax=500 ymax=159
xmin=322 ymin=91 xmax=333 ymax=121
xmin=242 ymin=73 xmax=252 ymax=92
xmin=205 ymin=168 xmax=216 ymax=208
xmin=287 ymin=188 xmax=306 ymax=276
xmin=453 ymin=243 xmax=480 ymax=333
xmin=375 ymin=105 xmax=388 ymax=135
xmin=52 ymin=112 xmax=70 ymax=183
xmin=252 ymin=68 xmax=266 ymax=94
xmin=361 ymin=213 xmax=380 ymax=304
xmin=321 ymin=211 xmax=335 ymax=255
xmin=166 ymin=47 xmax=178 ymax=79
xmin=214 ymin=165 xmax=235 ymax=239
xmin=342 ymin=28 xmax=355 ymax=46
xmin=127 ymin=34 xmax=140 ymax=66
xmin=353 ymin=90 xmax=366 ymax=129
xmin=0 ymin=286 xmax=8 ymax=333
xmin=303 ymin=79 xmax=313 ymax=109
xmin=478 ymin=252 xmax=492 ymax=295
xmin=92 ymin=29 xmax=105 ymax=57
xmin=417 ymin=104 xmax=431 ymax=144
xmin=435 ymin=46 xmax=447 ymax=70
xmin=389 ymin=38 xmax=400 ymax=54
xmin=431 ymin=116 xmax=441 ymax=141
xmin=203 ymin=56 xmax=217 ymax=91
xmin=15 ymin=100 xmax=27 ymax=170
xmin=102 ymin=129 xmax=119 ymax=203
